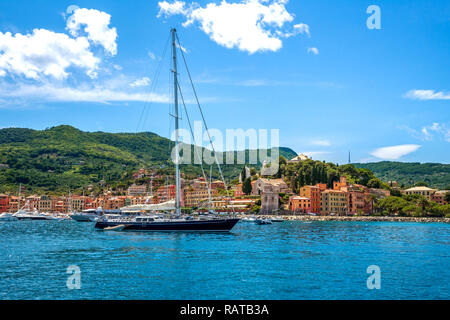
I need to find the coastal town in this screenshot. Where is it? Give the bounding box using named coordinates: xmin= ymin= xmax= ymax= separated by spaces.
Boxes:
xmin=1 ymin=154 xmax=448 ymax=218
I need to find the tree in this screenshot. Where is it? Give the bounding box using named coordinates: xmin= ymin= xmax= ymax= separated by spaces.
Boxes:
xmin=401 ymin=204 xmax=418 ymax=216
xmin=416 ymin=197 xmax=430 ymax=215
xmin=367 ymin=178 xmax=382 ymax=189
xmin=242 ymin=177 xmax=252 ymax=195
xmin=415 ymin=181 xmax=429 ymax=187
xmin=445 ymin=191 xmax=450 ymax=203
xmin=240 ymin=165 xmax=247 ymax=181
xmin=377 ymin=196 xmax=408 ymax=215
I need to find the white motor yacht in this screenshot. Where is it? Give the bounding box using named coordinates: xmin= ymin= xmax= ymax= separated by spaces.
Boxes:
xmin=14 ymin=209 xmax=56 ymax=221
xmin=70 ymin=209 xmax=99 ymax=222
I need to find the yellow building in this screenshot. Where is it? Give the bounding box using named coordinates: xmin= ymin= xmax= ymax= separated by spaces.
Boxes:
xmin=404 ymin=186 xmax=436 ymax=200
xmin=320 ymin=190 xmax=347 ymax=215
xmin=184 ymin=181 xmax=218 ymax=208
xmin=38 ymin=196 xmax=52 ymax=212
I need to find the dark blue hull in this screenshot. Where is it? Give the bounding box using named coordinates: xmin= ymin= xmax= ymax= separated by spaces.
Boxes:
xmin=94 ymin=218 xmax=240 ymax=232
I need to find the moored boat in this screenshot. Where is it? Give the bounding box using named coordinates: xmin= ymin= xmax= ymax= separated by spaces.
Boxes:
xmin=14 ymin=209 xmax=56 ymax=221
xmin=95 ymin=29 xmax=239 ymax=232
xmin=0 ymin=212 xmax=18 ymax=221
xmin=256 ymin=219 xmax=273 ymax=225
xmin=95 ymin=215 xmax=240 ymax=232
xmin=70 ymin=209 xmax=100 ymax=222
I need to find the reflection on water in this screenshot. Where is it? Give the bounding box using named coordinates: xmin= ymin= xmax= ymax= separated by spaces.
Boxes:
xmin=0 ymin=220 xmax=449 ymax=300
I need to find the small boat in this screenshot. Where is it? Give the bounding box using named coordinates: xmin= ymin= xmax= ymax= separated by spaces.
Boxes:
xmin=14 ymin=209 xmax=56 ymax=221
xmin=104 ymin=224 xmax=126 ymax=231
xmin=241 ymin=217 xmax=257 ymax=222
xmin=256 ymin=219 xmax=273 ymax=225
xmin=271 ymin=218 xmax=284 ymax=223
xmin=70 ymin=209 xmax=99 ymax=222
xmin=0 ymin=212 xmax=18 ymax=221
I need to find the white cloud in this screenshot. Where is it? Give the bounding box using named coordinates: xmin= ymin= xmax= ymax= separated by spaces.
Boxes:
xmin=293 ymin=23 xmax=310 ymax=37
xmin=148 ymin=51 xmax=157 ymax=60
xmin=66 ymin=8 xmax=118 ymax=56
xmin=420 ymin=123 xmax=450 ymax=142
xmin=310 ymin=139 xmax=330 ymax=147
xmin=303 ymin=151 xmax=331 ymax=159
xmin=0 ymin=29 xmax=99 ymax=80
xmin=130 ymin=77 xmax=151 ymax=87
xmin=157 ymin=0 xmax=310 ymax=54
xmin=0 ymin=82 xmax=169 ymax=104
xmin=240 ymin=79 xmax=270 ymax=87
xmin=0 ymin=7 xmax=118 ymax=81
xmin=370 ymin=144 xmax=421 ymax=160
xmin=405 ymin=89 xmax=450 ymax=100
xmin=308 ymin=47 xmax=319 ymax=55
xmin=399 ymin=123 xmax=450 ymax=142
xmin=157 ymin=0 xmax=188 ymax=17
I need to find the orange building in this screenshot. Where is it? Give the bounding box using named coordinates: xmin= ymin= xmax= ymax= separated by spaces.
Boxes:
xmin=52 ymin=197 xmax=68 ymax=213
xmin=7 ymin=196 xmax=20 ymax=212
xmin=156 ymin=185 xmax=177 ymax=203
xmin=333 ymin=177 xmax=348 ymax=191
xmin=0 ymin=194 xmax=8 ymax=213
xmin=210 ymin=180 xmax=225 ymax=190
xmin=289 ymin=196 xmax=311 ymax=213
xmin=184 ymin=179 xmax=218 ymax=208
xmin=431 ymin=191 xmax=448 ymax=205
xmin=347 ymin=187 xmax=365 ymax=215
xmin=299 ymin=185 xmax=321 ymax=213
xmin=103 ymin=197 xmax=127 ymax=210
xmin=233 ymin=184 xmax=244 ymax=197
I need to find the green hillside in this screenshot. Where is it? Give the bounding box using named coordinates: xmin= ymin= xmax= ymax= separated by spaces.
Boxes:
xmin=354 ymin=162 xmax=450 ymax=190
xmin=0 ymin=125 xmax=297 ymax=194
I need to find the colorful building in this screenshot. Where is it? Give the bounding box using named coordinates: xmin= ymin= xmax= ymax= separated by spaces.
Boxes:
xmin=404 ymin=186 xmax=437 ymax=200
xmin=38 ymin=196 xmax=52 ymax=212
xmin=0 ymin=194 xmax=8 ymax=213
xmin=289 ymin=196 xmax=311 ymax=214
xmin=156 ymin=185 xmax=176 ymax=203
xmin=127 ymin=184 xmax=148 ymax=196
xmin=347 ymin=185 xmax=366 ymax=215
xmin=431 ymin=191 xmax=448 ymax=205
xmin=299 ymin=185 xmax=321 ymax=213
xmin=320 ymin=190 xmax=347 ymax=215
xmin=252 ymin=178 xmax=290 ymax=196
xmin=333 ymin=176 xmax=348 ymax=191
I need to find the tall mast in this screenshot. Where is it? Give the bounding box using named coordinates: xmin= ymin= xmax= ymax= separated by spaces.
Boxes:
xmin=209 ymin=166 xmax=212 ymax=211
xmin=172 ymin=28 xmax=181 ymax=215
xmin=18 ymin=183 xmax=21 ymax=211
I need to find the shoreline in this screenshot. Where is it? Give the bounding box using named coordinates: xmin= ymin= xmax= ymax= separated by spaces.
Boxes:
xmin=236 ymin=214 xmax=450 ymax=223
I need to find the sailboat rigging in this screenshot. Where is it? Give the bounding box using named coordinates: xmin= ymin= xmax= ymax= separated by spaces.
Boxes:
xmin=94 ymin=28 xmax=239 ymax=232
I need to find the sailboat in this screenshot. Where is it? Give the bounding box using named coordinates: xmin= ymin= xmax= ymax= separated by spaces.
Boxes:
xmin=95 ymin=29 xmax=239 ymax=232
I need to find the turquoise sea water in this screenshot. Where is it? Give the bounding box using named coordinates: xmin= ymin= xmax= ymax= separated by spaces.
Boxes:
xmin=0 ymin=220 xmax=449 ymax=300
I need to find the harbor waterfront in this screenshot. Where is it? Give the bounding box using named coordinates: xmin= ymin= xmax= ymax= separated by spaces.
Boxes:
xmin=1 ymin=220 xmax=449 ymax=300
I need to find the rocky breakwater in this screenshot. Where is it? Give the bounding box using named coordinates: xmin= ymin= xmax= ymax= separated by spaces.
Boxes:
xmin=237 ymin=214 xmax=450 ymax=223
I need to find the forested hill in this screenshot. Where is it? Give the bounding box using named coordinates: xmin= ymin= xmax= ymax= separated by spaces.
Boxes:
xmin=0 ymin=125 xmax=297 ymax=194
xmin=354 ymin=162 xmax=450 ymax=189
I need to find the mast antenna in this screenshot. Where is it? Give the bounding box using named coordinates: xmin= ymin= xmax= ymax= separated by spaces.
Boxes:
xmin=171 ymin=28 xmax=181 ymax=215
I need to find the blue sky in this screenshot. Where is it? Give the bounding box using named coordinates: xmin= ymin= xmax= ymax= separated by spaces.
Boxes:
xmin=0 ymin=0 xmax=449 ymax=164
